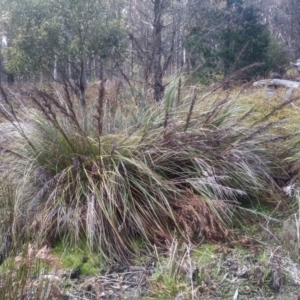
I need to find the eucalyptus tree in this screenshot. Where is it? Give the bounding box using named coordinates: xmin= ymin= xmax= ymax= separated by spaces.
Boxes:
xmin=0 ymin=3 xmax=14 ymax=85
xmin=126 ymin=0 xmax=186 ymax=101
xmin=2 ymin=0 xmax=125 ymax=132
xmin=185 ymin=0 xmax=225 ymax=80
xmin=270 ymin=0 xmax=300 ymax=58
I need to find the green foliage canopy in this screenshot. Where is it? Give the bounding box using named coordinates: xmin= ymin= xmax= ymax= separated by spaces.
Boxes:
xmin=219 ymin=2 xmax=270 ymax=78
xmin=186 ymin=0 xmax=288 ymax=81
xmin=3 ymin=0 xmax=126 ymax=77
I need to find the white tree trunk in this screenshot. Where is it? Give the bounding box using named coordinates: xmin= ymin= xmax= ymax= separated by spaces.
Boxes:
xmin=54 ymin=55 xmax=57 ymax=81
xmin=253 ymin=79 xmax=300 ymax=89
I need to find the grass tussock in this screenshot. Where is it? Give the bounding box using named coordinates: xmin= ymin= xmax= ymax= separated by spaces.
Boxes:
xmin=0 ymin=80 xmax=296 ymax=263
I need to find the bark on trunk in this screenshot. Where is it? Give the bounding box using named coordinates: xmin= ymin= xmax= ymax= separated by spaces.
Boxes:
xmin=79 ymin=60 xmax=87 ymax=134
xmin=152 ymin=0 xmax=165 ymax=102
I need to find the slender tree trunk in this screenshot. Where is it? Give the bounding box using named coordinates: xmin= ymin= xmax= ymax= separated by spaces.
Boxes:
xmin=0 ymin=45 xmax=2 ymax=86
xmin=54 ymin=55 xmax=58 ymax=81
xmin=129 ymin=0 xmax=134 ymax=77
xmin=143 ymin=27 xmax=150 ymax=99
xmin=99 ymin=58 xmax=104 ymax=80
xmin=223 ymin=0 xmax=233 ymax=74
xmin=79 ymin=59 xmax=87 ymax=134
xmin=152 ymin=0 xmax=165 ymax=101
xmin=68 ymin=55 xmax=72 ymax=79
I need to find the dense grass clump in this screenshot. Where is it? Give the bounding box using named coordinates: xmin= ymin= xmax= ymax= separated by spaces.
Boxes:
xmin=0 ymin=81 xmax=293 ymax=261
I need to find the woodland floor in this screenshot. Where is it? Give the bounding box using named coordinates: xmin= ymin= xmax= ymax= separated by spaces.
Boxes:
xmin=14 ymin=220 xmax=300 ymax=300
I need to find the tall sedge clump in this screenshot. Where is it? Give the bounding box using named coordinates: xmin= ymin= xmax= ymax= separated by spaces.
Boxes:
xmin=0 ymin=81 xmax=292 ymax=261
xmin=0 ymin=83 xmax=181 ymax=260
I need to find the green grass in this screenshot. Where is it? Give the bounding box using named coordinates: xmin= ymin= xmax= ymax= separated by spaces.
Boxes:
xmin=192 ymin=243 xmax=217 ymax=265
xmin=149 ymin=241 xmax=191 ymax=299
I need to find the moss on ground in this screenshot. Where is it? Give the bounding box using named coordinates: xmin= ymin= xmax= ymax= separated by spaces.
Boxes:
xmin=53 ymin=242 xmax=103 ymax=276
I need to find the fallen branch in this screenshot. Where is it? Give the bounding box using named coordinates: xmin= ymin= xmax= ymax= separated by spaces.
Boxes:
xmin=253 ymin=79 xmax=300 ymax=89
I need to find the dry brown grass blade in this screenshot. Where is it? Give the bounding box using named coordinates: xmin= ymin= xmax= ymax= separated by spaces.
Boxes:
xmin=96 ymin=79 xmax=105 ymax=138
xmin=184 ymin=88 xmax=197 ymax=132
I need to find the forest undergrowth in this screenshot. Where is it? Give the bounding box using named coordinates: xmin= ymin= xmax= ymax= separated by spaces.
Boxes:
xmin=1 ymin=79 xmax=300 ymax=299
